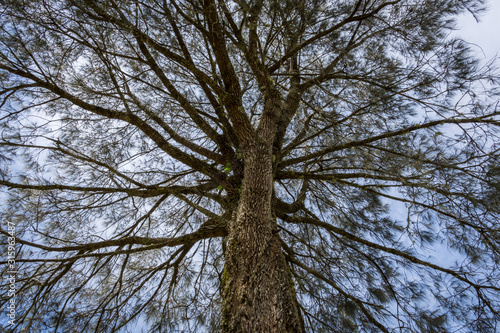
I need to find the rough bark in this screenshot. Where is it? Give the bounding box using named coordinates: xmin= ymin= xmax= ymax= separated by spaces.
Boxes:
xmin=221 ymin=141 xmax=305 ymax=332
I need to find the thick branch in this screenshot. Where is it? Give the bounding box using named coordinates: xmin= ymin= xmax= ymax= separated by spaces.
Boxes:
xmin=0 ymin=219 xmax=226 ymax=259
xmin=0 ymin=179 xmax=218 ymax=198
xmin=0 ymin=63 xmax=226 ymax=181
xmin=279 ymin=213 xmax=500 ymax=292
xmin=280 ymin=113 xmax=500 ymax=168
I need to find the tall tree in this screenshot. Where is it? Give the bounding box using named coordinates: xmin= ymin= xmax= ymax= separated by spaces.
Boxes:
xmin=1 ymin=0 xmax=499 ymax=331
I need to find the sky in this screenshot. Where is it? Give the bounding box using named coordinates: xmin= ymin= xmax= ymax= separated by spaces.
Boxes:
xmin=456 ymin=1 xmax=500 ymax=61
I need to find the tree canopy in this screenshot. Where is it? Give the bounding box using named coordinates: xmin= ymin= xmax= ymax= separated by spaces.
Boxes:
xmin=1 ymin=0 xmax=499 ymax=332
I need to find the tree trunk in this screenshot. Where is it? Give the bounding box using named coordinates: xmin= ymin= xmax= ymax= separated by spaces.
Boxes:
xmin=221 ymin=143 xmax=305 ymax=332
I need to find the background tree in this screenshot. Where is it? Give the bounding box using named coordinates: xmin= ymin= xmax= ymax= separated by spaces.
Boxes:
xmin=1 ymin=0 xmax=499 ymax=331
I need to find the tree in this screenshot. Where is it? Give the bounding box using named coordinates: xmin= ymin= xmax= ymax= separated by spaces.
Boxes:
xmin=0 ymin=0 xmax=499 ymax=331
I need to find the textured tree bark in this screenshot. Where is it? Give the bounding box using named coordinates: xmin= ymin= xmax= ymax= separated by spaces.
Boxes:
xmin=221 ymin=142 xmax=305 ymax=332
